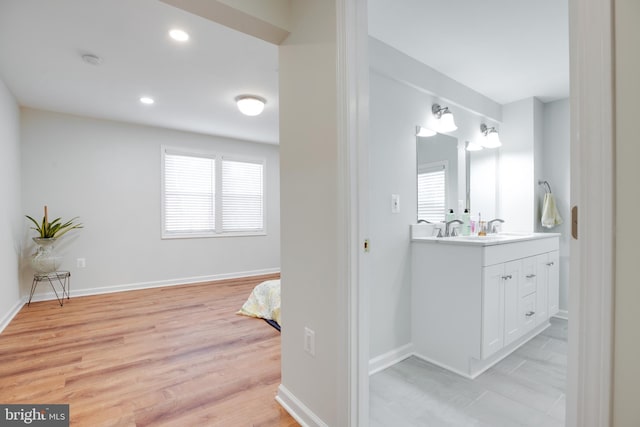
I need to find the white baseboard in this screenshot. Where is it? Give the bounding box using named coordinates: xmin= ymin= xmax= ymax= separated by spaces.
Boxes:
xmin=275 ymin=384 xmax=328 ymax=427
xmin=26 ymin=268 xmax=280 ymax=303
xmin=0 ymin=296 xmax=28 ymax=334
xmin=368 ymin=343 xmax=414 ymax=375
xmin=553 ymin=310 xmax=569 ymax=320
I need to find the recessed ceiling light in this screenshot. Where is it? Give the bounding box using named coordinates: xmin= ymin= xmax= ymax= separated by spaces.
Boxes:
xmin=140 ymin=97 xmax=155 ymax=105
xmin=169 ymin=29 xmax=189 ymax=42
xmin=235 ymin=95 xmax=266 ymax=116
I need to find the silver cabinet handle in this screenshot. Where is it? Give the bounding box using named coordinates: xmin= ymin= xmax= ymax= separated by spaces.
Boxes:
xmin=526 ymin=311 xmax=535 ymax=317
xmin=502 ymin=274 xmax=512 ymax=280
xmin=546 ymin=262 xmax=555 ymax=266
xmin=526 ymin=274 xmax=536 ymax=279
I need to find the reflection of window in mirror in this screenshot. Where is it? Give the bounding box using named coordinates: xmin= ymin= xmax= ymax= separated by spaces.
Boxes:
xmin=417 ymin=161 xmax=447 ymax=223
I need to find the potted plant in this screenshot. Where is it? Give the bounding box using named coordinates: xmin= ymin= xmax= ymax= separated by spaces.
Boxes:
xmin=26 ymin=206 xmax=83 ymax=273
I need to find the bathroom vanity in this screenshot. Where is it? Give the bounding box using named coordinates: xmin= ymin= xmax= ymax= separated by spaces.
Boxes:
xmin=411 ymin=232 xmax=560 ymax=378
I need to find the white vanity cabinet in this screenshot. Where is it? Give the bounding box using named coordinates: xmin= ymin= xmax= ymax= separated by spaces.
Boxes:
xmin=411 ymin=233 xmax=560 ymax=378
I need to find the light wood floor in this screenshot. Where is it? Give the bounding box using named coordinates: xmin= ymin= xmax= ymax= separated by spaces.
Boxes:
xmin=0 ymin=274 xmax=298 ymax=427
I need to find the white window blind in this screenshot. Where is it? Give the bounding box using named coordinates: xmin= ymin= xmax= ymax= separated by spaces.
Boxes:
xmin=222 ymin=158 xmax=264 ymax=232
xmin=162 ymin=148 xmax=265 ymax=238
xmin=417 ymin=164 xmax=446 ymax=223
xmin=164 ymin=152 xmax=215 ymax=234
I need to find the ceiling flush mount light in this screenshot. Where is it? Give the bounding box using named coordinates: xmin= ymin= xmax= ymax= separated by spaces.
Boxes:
xmin=140 ymin=97 xmax=155 ymax=105
xmin=235 ymin=95 xmax=266 ymax=116
xmin=416 ymin=126 xmax=436 ymax=137
xmin=169 ymin=29 xmax=189 ymax=42
xmin=432 ymin=104 xmax=458 ymax=133
xmin=480 ymin=123 xmax=502 ymax=148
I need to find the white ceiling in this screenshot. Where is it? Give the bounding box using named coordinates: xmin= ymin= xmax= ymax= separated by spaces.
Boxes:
xmin=0 ymin=1 xmax=569 ymax=146
xmin=0 ymin=0 xmax=280 ymax=144
xmin=369 ymin=0 xmax=570 ymax=105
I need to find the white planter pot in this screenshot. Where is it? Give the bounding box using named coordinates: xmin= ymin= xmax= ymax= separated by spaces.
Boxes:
xmin=31 ymin=237 xmax=62 ymax=273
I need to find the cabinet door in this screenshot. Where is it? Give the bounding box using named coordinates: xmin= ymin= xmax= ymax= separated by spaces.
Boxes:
xmin=482 ymin=264 xmax=505 ymax=358
xmin=535 ymin=253 xmax=549 ymax=324
xmin=503 ymin=260 xmax=521 ymax=346
xmin=547 ymin=251 xmax=560 ymax=316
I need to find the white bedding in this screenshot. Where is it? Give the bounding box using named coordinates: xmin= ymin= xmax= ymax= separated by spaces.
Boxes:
xmin=237 ymin=279 xmax=281 ymax=326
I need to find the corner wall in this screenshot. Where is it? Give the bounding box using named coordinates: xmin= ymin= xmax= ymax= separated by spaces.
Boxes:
xmin=0 ymin=77 xmax=22 ymax=331
xmin=20 ymin=108 xmax=280 ymax=298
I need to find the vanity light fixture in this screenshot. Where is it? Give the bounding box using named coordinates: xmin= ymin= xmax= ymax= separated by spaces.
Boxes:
xmin=432 ymin=104 xmax=458 ymax=133
xmin=416 ymin=126 xmax=436 ymax=137
xmin=480 ymin=123 xmax=502 ymax=148
xmin=235 ymin=95 xmax=266 ymax=116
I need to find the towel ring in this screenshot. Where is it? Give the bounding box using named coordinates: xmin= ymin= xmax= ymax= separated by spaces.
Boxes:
xmin=538 ymin=180 xmax=552 ymax=193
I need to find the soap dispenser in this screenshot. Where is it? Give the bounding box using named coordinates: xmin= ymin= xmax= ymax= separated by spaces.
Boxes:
xmin=445 ymin=209 xmax=455 ymax=223
xmin=461 ymin=209 xmax=471 ymax=236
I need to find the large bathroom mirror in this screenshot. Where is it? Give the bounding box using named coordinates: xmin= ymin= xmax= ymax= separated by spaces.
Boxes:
xmin=416 ymin=132 xmax=462 ymax=223
xmin=417 ymin=133 xmax=498 ymax=223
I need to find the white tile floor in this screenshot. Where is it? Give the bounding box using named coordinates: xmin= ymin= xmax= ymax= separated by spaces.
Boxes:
xmin=370 ymin=318 xmax=568 ymax=427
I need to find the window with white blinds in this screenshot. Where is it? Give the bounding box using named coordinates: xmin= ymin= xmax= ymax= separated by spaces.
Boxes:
xmin=417 ymin=164 xmax=446 ymax=223
xmin=222 ymin=159 xmax=264 ymax=232
xmin=162 ymin=148 xmax=265 ymax=238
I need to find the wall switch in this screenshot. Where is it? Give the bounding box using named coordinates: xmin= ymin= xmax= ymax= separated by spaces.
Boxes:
xmin=304 ymin=327 xmax=316 ymax=356
xmin=391 ymin=194 xmax=400 ymax=213
xmin=77 ymin=258 xmax=86 ymax=268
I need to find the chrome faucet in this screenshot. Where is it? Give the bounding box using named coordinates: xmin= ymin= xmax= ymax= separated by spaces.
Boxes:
xmin=487 ymin=218 xmax=505 ymax=233
xmin=445 ymin=219 xmax=463 ymax=237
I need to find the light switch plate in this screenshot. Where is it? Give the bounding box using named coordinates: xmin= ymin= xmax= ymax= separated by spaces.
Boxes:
xmin=391 ymin=194 xmax=400 ymax=213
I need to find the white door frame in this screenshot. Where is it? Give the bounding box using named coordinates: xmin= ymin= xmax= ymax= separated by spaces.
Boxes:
xmin=337 ymin=0 xmax=370 ymax=425
xmin=566 ymin=0 xmax=614 ymax=426
xmin=342 ymin=0 xmax=616 ymax=425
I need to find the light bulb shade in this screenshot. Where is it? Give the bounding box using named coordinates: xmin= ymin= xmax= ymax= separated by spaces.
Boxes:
xmin=432 ymin=104 xmax=458 ymax=133
xmin=438 ymin=111 xmax=458 ymax=132
xmin=236 ymin=95 xmax=266 ymax=116
xmin=484 ymin=129 xmax=502 ymax=148
xmin=480 ymin=123 xmax=502 ymax=148
xmin=416 ymin=126 xmax=436 ymax=137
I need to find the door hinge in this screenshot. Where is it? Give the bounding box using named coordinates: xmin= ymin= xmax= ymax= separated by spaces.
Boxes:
xmin=571 ymin=205 xmax=578 ymax=239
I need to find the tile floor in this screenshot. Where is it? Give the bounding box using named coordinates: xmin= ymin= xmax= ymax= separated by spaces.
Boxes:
xmin=370 ymin=318 xmax=568 ymax=427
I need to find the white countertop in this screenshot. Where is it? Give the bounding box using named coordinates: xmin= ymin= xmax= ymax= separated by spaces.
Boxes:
xmin=411 ymin=232 xmax=561 ymax=246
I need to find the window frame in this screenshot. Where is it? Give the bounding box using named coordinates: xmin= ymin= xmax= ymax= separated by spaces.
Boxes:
xmin=161 ymin=146 xmax=267 ymax=239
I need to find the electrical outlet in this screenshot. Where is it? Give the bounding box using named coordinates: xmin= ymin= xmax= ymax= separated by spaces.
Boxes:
xmin=77 ymin=258 xmax=86 ymax=269
xmin=304 ymin=327 xmax=315 ymax=356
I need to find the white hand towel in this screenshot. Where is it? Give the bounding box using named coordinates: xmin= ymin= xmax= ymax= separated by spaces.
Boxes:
xmin=541 ymin=193 xmax=563 ymax=228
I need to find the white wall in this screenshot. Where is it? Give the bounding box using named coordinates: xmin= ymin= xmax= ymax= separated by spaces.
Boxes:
xmin=368 ymin=39 xmax=503 ymax=361
xmin=499 ymin=97 xmax=540 ymax=232
xmin=20 ymin=108 xmax=280 ymax=297
xmin=540 ymin=99 xmax=570 ymax=313
xmin=614 ymin=0 xmax=640 ymax=423
xmin=0 ymin=77 xmax=22 ymax=331
xmin=278 ymin=1 xmax=343 ymax=425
